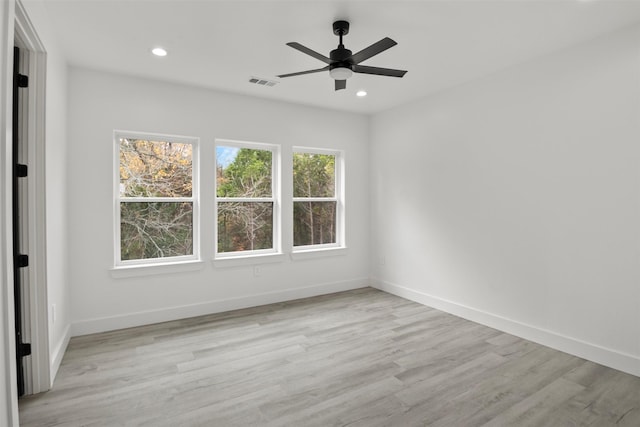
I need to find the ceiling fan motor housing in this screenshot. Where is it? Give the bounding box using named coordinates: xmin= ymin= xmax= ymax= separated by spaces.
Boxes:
xmin=330 ymin=48 xmax=353 ymax=70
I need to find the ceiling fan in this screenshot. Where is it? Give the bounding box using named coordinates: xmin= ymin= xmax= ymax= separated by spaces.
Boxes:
xmin=277 ymin=20 xmax=407 ymax=91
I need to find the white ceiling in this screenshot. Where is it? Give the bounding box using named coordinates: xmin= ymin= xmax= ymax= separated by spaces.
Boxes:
xmin=38 ymin=0 xmax=640 ymax=114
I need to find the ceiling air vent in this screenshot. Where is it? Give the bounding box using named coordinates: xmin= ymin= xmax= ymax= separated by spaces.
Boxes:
xmin=249 ymin=77 xmax=278 ymax=87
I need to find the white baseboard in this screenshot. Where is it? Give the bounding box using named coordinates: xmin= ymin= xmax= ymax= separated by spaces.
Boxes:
xmin=50 ymin=323 xmax=71 ymax=387
xmin=371 ymin=277 xmax=640 ymax=378
xmin=71 ymin=278 xmax=369 ymax=337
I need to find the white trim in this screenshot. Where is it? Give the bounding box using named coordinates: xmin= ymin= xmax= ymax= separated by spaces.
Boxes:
xmin=120 ymin=197 xmax=193 ymax=203
xmin=212 ymin=252 xmax=285 ymax=268
xmin=116 ymin=254 xmax=199 ymax=268
xmin=337 ymin=149 xmax=345 ymax=248
xmin=71 ymin=277 xmax=370 ymax=336
xmin=114 ymin=129 xmax=200 ymax=146
xmin=292 ymin=197 xmax=338 ymax=203
xmin=215 ymin=138 xmax=277 ymax=150
xmin=371 ymin=277 xmax=640 ymax=378
xmin=290 ymin=246 xmax=347 ymax=260
xmin=49 ymin=322 xmax=69 ymax=387
xmin=215 ymin=247 xmax=279 ymax=259
xmin=110 ymin=259 xmax=204 ymax=278
xmin=292 ymin=146 xmax=341 ymax=156
xmin=218 ymin=197 xmax=276 ymax=203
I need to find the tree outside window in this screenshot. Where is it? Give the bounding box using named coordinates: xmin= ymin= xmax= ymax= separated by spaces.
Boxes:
xmin=116 ymin=133 xmax=198 ymax=264
xmin=116 ymin=136 xmax=341 ymax=266
xmin=293 ymin=149 xmax=342 ymax=248
xmin=216 ymin=143 xmax=278 ymax=255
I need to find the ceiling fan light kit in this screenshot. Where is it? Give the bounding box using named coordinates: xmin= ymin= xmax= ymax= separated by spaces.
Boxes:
xmin=278 ymin=20 xmax=407 ymax=91
xmin=329 ymin=67 xmax=353 ymax=80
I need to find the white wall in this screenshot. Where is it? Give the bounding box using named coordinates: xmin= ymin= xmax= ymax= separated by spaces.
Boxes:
xmin=20 ymin=0 xmax=70 ymax=385
xmin=371 ymin=24 xmax=640 ymax=376
xmin=67 ymin=68 xmax=370 ymax=334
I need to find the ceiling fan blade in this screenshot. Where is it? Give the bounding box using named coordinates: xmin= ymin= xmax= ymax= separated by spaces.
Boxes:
xmin=277 ymin=66 xmax=330 ymax=78
xmin=286 ymin=42 xmax=332 ymax=64
xmin=349 ymin=37 xmax=397 ymax=65
xmin=335 ymin=80 xmax=346 ymax=91
xmin=353 ymin=65 xmax=407 ymax=78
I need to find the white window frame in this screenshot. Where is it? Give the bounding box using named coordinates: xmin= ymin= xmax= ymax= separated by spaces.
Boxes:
xmin=214 ymin=139 xmax=281 ymax=260
xmin=292 ymin=147 xmax=345 ymax=253
xmin=113 ymin=130 xmax=200 ymax=268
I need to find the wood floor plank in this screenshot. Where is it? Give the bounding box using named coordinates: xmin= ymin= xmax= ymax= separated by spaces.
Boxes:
xmin=479 ymin=378 xmax=585 ymax=427
xmin=18 ymin=287 xmax=640 ymax=426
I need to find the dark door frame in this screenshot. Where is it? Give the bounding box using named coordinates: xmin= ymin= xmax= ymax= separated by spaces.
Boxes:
xmin=12 ymin=0 xmax=51 ymax=397
xmin=12 ymin=45 xmax=30 ymax=398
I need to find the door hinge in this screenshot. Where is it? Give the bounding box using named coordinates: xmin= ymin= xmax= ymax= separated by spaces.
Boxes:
xmin=17 ymin=74 xmax=28 ymax=88
xmin=17 ymin=254 xmax=28 ymax=268
xmin=16 ymin=164 xmax=27 ymax=177
xmin=18 ymin=343 xmax=31 ymax=357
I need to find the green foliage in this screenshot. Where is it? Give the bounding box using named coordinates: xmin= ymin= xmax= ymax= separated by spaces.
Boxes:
xmin=216 ymin=148 xmax=274 ymax=253
xmin=293 ymin=201 xmax=336 ymax=246
xmin=119 ymin=142 xmax=340 ymax=260
xmin=293 ymin=153 xmax=335 ymax=197
xmin=217 ymin=148 xmax=272 ymax=197
xmin=293 ymin=153 xmax=337 ymax=246
xmin=216 ymin=149 xmax=337 ymax=252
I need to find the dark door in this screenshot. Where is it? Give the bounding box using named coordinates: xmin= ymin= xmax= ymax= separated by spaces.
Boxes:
xmin=12 ymin=46 xmax=31 ymax=397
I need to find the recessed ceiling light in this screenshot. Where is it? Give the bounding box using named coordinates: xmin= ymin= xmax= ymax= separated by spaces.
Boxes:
xmin=151 ymin=47 xmax=167 ymax=57
xmin=356 ymin=90 xmax=367 ymax=97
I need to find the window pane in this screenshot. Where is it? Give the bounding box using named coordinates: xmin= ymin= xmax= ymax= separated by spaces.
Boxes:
xmin=216 ymin=147 xmax=272 ymax=197
xmin=119 ymin=138 xmax=192 ymax=197
xmin=293 ymin=153 xmax=335 ymax=198
xmin=120 ymin=202 xmax=193 ymax=260
xmin=293 ymin=201 xmax=336 ymax=246
xmin=218 ymin=202 xmax=273 ymax=252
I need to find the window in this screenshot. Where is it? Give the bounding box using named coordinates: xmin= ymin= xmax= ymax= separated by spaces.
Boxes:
xmin=215 ymin=140 xmax=279 ymax=257
xmin=293 ymin=148 xmax=343 ymax=249
xmin=115 ymin=132 xmax=198 ymax=266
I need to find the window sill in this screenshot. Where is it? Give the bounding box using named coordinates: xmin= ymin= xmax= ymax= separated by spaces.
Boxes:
xmin=213 ymin=252 xmax=286 ymax=268
xmin=290 ymin=246 xmax=348 ymax=260
xmin=110 ymin=260 xmax=204 ymax=278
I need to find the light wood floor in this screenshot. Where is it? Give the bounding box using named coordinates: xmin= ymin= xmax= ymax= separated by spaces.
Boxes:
xmin=19 ymin=287 xmax=640 ymax=426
